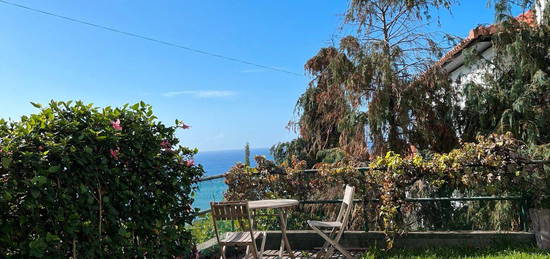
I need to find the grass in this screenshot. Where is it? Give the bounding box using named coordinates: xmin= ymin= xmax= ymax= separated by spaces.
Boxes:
xmin=362 ymin=246 xmax=550 ymax=259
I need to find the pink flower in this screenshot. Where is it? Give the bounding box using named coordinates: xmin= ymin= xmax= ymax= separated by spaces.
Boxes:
xmin=111 ymin=119 xmax=122 ymax=131
xmin=185 ymin=160 xmax=194 ymax=167
xmin=160 ymin=140 xmax=172 ymax=150
xmin=179 ymin=122 xmax=191 ymax=129
xmin=110 ymin=148 xmax=120 ymax=160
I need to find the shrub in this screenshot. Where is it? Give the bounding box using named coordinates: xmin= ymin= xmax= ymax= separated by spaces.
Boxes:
xmin=0 ymin=101 xmax=203 ymax=258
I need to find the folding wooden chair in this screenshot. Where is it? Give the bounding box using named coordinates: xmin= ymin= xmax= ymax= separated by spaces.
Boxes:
xmin=308 ymin=185 xmax=355 ymax=259
xmin=211 ymin=201 xmax=266 ymax=259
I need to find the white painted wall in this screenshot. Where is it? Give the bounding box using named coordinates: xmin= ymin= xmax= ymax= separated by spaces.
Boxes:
xmin=536 ymin=0 xmax=548 ymax=24
xmin=443 ymin=2 xmax=546 ymax=106
xmin=449 ymin=47 xmax=496 ymax=107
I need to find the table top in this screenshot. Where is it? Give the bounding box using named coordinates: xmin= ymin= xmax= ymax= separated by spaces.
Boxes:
xmin=248 ymin=199 xmax=299 ymax=209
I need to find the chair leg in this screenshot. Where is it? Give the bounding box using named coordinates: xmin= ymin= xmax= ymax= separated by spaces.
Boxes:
xmin=219 ymin=245 xmax=227 ymax=259
xmin=316 ymin=246 xmax=326 ymax=259
xmin=327 ymin=225 xmax=348 ymax=259
xmin=323 ymin=229 xmax=340 ymax=259
xmin=250 ymin=243 xmax=259 ymax=259
xmin=323 ymin=246 xmax=334 ymax=259
xmin=311 ymin=225 xmax=353 ymax=259
xmin=310 ymin=226 xmax=330 ymax=258
xmin=316 ymin=240 xmax=330 ymax=259
xmin=245 ymin=245 xmax=251 ymax=258
xmin=311 ymin=228 xmax=333 ymax=258
xmin=259 ymin=232 xmax=267 ymax=259
xmin=317 ymin=228 xmax=337 ymax=258
xmin=279 ymin=238 xmax=284 ymax=258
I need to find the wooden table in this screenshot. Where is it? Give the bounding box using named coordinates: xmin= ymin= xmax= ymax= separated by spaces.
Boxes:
xmin=249 ymin=199 xmax=299 ymax=259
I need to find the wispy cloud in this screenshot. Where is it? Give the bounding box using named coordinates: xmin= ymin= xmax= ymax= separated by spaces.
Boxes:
xmin=161 ymin=90 xmax=236 ymax=98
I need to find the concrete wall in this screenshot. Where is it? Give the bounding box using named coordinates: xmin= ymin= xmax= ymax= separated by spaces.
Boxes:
xmin=263 ymin=230 xmax=534 ymax=250
xmin=199 ymin=230 xmax=535 ymax=252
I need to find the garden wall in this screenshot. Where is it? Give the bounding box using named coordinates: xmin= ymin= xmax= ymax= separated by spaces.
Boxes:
xmin=199 ymin=230 xmax=535 ymax=253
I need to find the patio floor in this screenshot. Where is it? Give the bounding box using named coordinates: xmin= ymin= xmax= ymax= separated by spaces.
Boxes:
xmin=199 ymin=230 xmax=535 ymax=258
xmin=245 ymin=249 xmax=364 ymax=258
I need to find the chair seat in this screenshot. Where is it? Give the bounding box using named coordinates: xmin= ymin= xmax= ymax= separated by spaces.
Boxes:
xmin=220 ymin=231 xmax=265 ymax=244
xmin=308 ymin=220 xmax=343 ymax=228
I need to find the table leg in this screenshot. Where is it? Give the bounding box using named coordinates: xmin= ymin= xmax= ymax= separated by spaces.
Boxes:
xmin=278 ymin=209 xmax=295 ymax=259
xmin=278 ymin=237 xmax=284 ymax=258
xmin=251 ymin=210 xmax=257 ymax=230
xmin=278 ymin=210 xmax=284 ymax=258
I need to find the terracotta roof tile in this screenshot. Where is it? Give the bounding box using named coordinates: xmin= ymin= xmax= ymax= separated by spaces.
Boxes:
xmin=516 ymin=9 xmax=537 ymax=26
xmin=427 ymin=10 xmax=536 ymax=75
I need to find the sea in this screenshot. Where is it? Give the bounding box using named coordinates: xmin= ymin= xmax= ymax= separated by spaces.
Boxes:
xmin=192 ymin=148 xmax=272 ymax=210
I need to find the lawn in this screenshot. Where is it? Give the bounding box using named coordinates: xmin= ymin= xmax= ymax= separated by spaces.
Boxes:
xmin=362 ymin=246 xmax=550 ymax=259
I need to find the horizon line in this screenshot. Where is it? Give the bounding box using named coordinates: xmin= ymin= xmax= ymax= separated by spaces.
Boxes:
xmin=197 ymin=147 xmax=271 ymax=153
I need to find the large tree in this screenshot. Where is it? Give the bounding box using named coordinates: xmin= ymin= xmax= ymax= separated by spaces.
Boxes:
xmin=284 ymin=0 xmax=457 ymax=162
xmin=345 ymin=0 xmax=460 ymax=155
xmin=277 ymin=0 xmax=550 ymax=164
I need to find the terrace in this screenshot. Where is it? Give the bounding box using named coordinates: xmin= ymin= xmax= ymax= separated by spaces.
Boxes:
xmin=191 ymin=163 xmax=549 ymax=258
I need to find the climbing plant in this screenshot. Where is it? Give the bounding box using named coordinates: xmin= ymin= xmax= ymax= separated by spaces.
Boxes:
xmin=227 ymin=133 xmax=550 ymax=248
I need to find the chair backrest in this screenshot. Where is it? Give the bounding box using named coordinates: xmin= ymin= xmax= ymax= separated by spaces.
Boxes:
xmin=336 ymin=185 xmax=355 ymax=228
xmin=342 ymin=185 xmax=354 ymax=205
xmin=210 ymin=201 xmax=254 ymax=243
xmin=211 ymin=201 xmax=251 ymax=221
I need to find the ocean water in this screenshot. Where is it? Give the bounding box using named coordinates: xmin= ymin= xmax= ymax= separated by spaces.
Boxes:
xmin=192 ymin=148 xmax=272 ymax=210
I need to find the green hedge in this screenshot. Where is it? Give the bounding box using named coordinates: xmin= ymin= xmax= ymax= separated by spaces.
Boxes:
xmin=0 ymin=101 xmax=203 ymax=258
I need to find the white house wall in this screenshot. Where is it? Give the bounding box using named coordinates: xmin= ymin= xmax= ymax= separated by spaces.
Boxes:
xmin=449 ymin=47 xmax=496 ymax=107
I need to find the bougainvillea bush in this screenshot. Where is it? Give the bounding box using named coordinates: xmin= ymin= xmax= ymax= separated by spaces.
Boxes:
xmin=0 ymin=101 xmax=203 ymax=257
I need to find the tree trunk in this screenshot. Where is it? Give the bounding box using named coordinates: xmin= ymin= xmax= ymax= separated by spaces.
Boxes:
xmin=529 ymin=208 xmax=550 ymax=249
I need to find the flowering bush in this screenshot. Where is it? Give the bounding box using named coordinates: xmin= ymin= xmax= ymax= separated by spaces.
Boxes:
xmin=224 ymin=133 xmax=550 ymax=248
xmin=0 ymin=101 xmax=203 ymax=257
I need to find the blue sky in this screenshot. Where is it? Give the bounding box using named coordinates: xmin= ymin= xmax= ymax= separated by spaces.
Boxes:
xmin=0 ymin=1 xmax=523 ymax=151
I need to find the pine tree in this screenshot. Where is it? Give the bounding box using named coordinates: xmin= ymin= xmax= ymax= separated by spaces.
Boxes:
xmin=244 ymin=142 xmax=251 ymax=166
xmin=291 ymin=0 xmax=457 ymax=159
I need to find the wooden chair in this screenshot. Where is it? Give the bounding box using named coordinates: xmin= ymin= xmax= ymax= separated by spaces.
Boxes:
xmin=307 ymin=185 xmax=355 ymax=259
xmin=211 ymin=201 xmax=266 ymax=259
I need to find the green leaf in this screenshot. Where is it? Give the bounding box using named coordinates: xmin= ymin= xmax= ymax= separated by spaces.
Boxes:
xmin=30 ymin=102 xmax=42 ymax=109
xmin=28 ymin=238 xmax=47 ymax=257
xmin=30 ymin=189 xmax=40 ymax=198
xmin=1 ymin=157 xmax=11 ymax=168
xmin=96 ymin=135 xmax=107 ymax=141
xmin=45 ymin=233 xmax=60 ymax=242
xmin=79 ymin=184 xmax=87 ymax=193
xmin=48 ymin=165 xmax=60 ymax=173
xmin=31 ymin=176 xmax=47 ymax=186
xmin=3 ymin=192 xmax=12 ymax=201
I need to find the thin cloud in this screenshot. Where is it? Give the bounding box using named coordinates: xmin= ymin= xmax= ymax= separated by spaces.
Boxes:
xmin=162 ymin=90 xmax=236 ymax=98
